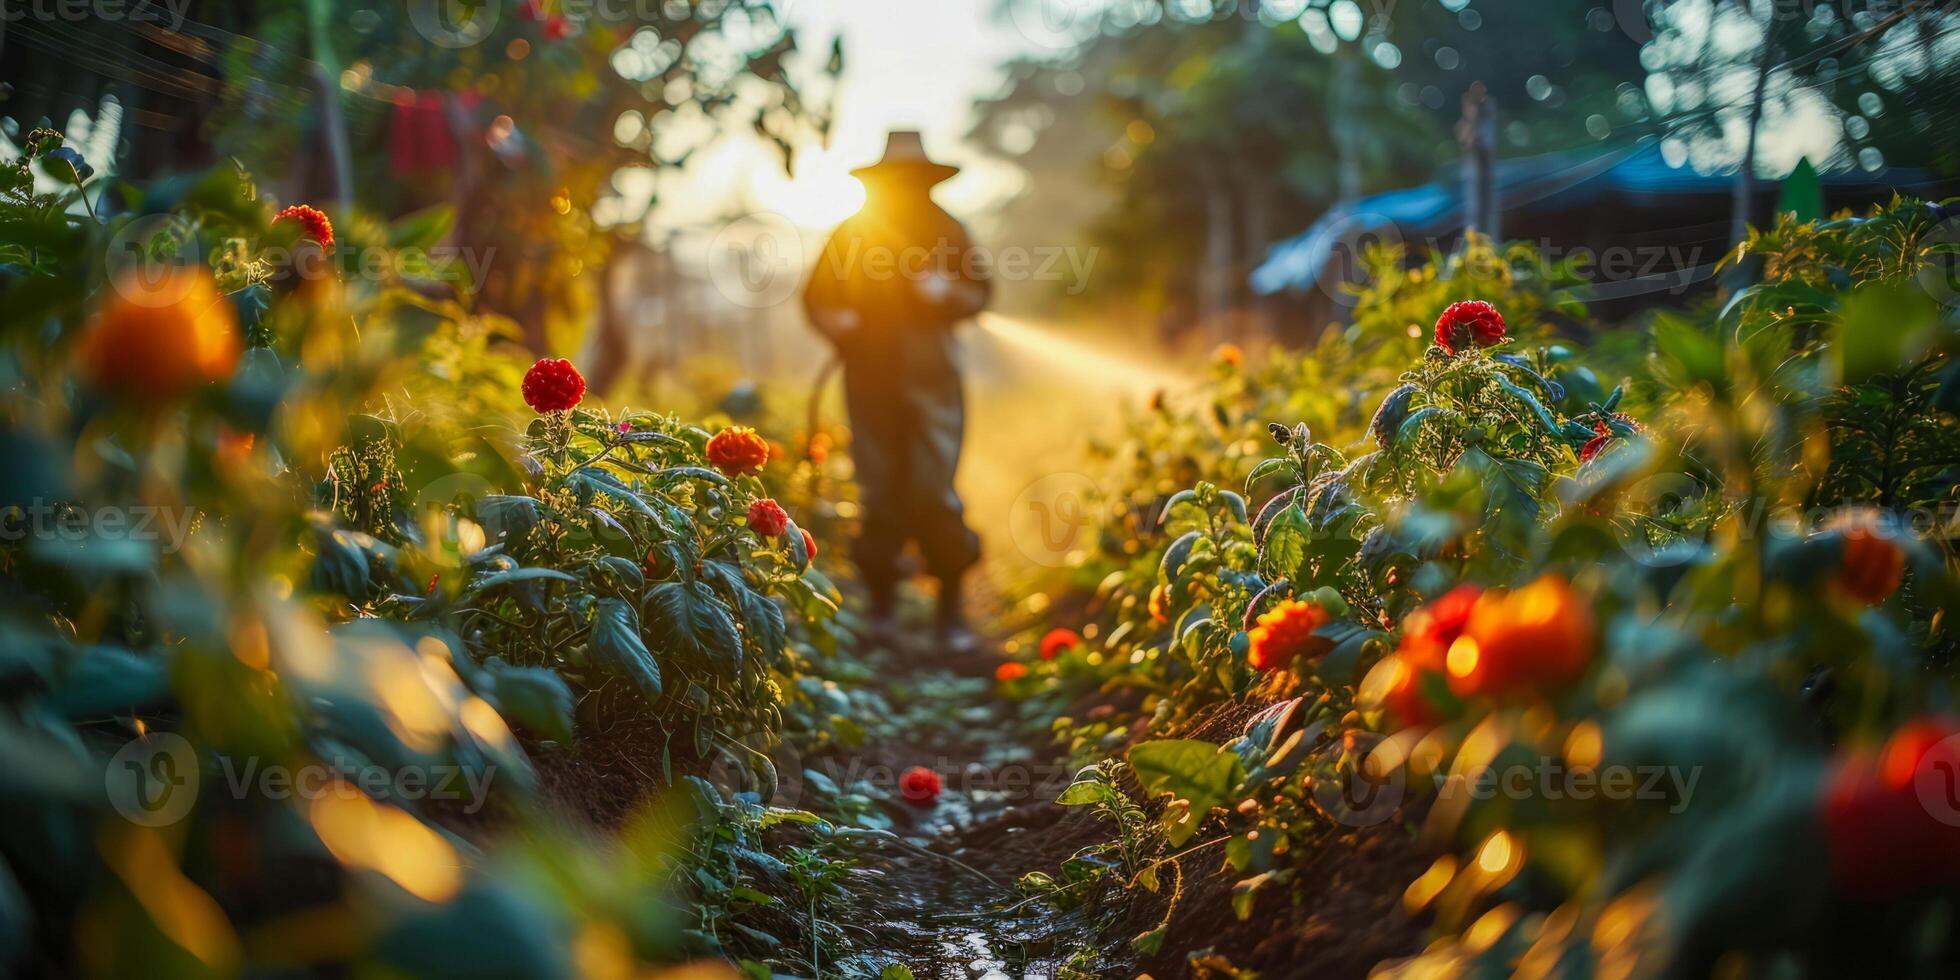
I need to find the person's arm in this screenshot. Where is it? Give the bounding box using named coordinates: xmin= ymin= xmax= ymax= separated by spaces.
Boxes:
xmin=916 ymin=221 xmax=990 ymax=321
xmin=802 ymin=231 xmax=862 ymax=344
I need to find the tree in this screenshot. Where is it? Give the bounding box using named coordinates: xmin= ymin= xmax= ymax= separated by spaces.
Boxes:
xmin=1638 ymin=0 xmax=1960 ymax=241
xmin=970 ymin=0 xmax=1644 ymax=336
xmin=0 ymin=0 xmax=839 ymax=352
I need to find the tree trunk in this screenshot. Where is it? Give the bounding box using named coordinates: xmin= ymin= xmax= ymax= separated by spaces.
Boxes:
xmin=304 ymin=0 xmax=354 ymax=206
xmin=1198 ymin=166 xmax=1234 ymax=347
xmin=1240 ymin=170 xmax=1275 ymax=341
xmin=1733 ymin=17 xmax=1776 ymax=245
xmin=1335 ymin=49 xmax=1362 ymax=205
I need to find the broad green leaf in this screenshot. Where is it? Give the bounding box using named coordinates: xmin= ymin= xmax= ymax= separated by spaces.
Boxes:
xmin=470 ymin=567 xmax=578 ymax=592
xmin=1127 ymin=738 xmax=1245 ymax=839
xmin=1159 ymin=530 xmax=1200 ymax=584
xmin=477 ymin=656 xmax=575 ymax=743
xmin=1452 ymin=446 xmax=1545 ymax=560
xmin=388 ymin=204 xmax=455 ymax=249
xmin=644 ymin=581 xmax=743 ymax=669
xmin=590 ymin=597 xmax=662 ymax=698
xmin=1260 ymin=502 xmax=1311 ymax=582
xmin=473 ymin=496 xmax=543 ymax=547
xmin=1834 ymin=284 xmax=1944 ymax=384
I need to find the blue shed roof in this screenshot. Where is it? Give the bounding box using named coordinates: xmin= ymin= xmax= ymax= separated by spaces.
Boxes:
xmin=1250 ymin=142 xmax=1926 ymax=295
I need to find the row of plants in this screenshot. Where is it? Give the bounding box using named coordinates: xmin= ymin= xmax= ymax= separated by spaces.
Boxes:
xmin=0 ymin=132 xmax=908 ymax=977
xmin=995 ymin=200 xmax=1960 ymax=974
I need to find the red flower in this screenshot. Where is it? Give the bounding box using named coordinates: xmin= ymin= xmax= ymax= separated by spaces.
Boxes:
xmin=1433 ymin=300 xmax=1505 ymax=354
xmin=1247 ymin=600 xmax=1333 ymax=672
xmin=799 ymin=528 xmax=818 ymax=561
xmin=1822 ymin=717 xmax=1960 ymax=899
xmin=1579 ymin=420 xmax=1612 ymax=463
xmin=1829 ymin=512 xmax=1905 ymax=605
xmin=1364 ymin=585 xmax=1481 ymax=727
xmin=521 ymin=358 xmax=585 ymax=412
xmin=747 ymin=498 xmax=789 ymax=538
xmin=706 ymin=426 xmax=770 ymax=476
xmin=1580 ymin=414 xmax=1641 ymax=463
xmin=1039 ymin=628 xmax=1081 ymax=661
xmin=995 ymin=661 xmax=1028 ymax=682
xmin=543 ymin=14 xmax=572 ymax=38
xmin=898 ymin=766 xmax=943 ymax=806
xmin=1148 ymin=583 xmax=1172 ymax=624
xmin=273 ymin=204 xmax=334 ymax=246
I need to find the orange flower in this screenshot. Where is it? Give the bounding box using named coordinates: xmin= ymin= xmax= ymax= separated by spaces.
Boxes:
xmin=995 ymin=661 xmax=1028 ymax=682
xmin=1448 ymin=575 xmax=1594 ymax=698
xmin=1246 ymin=600 xmax=1333 ymax=673
xmin=1148 ymin=582 xmax=1172 ymax=624
xmin=705 ymin=426 xmax=770 ymax=476
xmin=1212 ymin=343 xmax=1243 ymax=367
xmin=1039 ymin=628 xmax=1081 ymax=661
xmin=77 ymin=267 xmax=241 ymax=402
xmin=1830 ymin=512 xmax=1904 ymax=605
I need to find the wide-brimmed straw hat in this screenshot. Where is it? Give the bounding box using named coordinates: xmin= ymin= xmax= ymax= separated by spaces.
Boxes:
xmin=850 ymin=130 xmax=959 ymax=184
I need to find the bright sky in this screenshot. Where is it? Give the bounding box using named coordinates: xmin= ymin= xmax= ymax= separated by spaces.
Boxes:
xmin=649 ymin=0 xmax=1043 ymax=235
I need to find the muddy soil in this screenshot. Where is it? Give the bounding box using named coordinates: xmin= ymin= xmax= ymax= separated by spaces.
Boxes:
xmin=827 ymin=639 xmax=1434 ymax=980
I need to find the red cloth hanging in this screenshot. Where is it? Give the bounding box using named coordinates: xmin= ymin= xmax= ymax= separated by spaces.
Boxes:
xmin=389 ymin=91 xmax=459 ymax=177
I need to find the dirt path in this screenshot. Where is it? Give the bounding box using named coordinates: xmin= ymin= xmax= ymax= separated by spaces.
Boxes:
xmin=810 ymin=636 xmax=1106 ymax=980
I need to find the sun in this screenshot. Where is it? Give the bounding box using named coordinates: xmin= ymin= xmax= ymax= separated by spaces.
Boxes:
xmin=749 ymin=143 xmax=868 ymax=230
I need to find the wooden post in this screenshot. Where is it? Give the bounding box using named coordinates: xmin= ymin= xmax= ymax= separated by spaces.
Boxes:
xmin=1457 ymin=82 xmax=1497 ymax=241
xmin=304 ymin=0 xmax=354 ymax=206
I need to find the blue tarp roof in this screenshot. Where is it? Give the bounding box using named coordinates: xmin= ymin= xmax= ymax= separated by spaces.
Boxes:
xmin=1250 ymin=142 xmax=1925 ymax=295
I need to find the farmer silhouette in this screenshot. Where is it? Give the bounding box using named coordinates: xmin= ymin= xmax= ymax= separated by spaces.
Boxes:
xmin=803 ymin=130 xmax=989 ymax=652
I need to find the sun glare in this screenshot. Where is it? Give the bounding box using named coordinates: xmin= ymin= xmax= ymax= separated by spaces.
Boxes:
xmin=750 ymin=144 xmax=867 ymax=230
